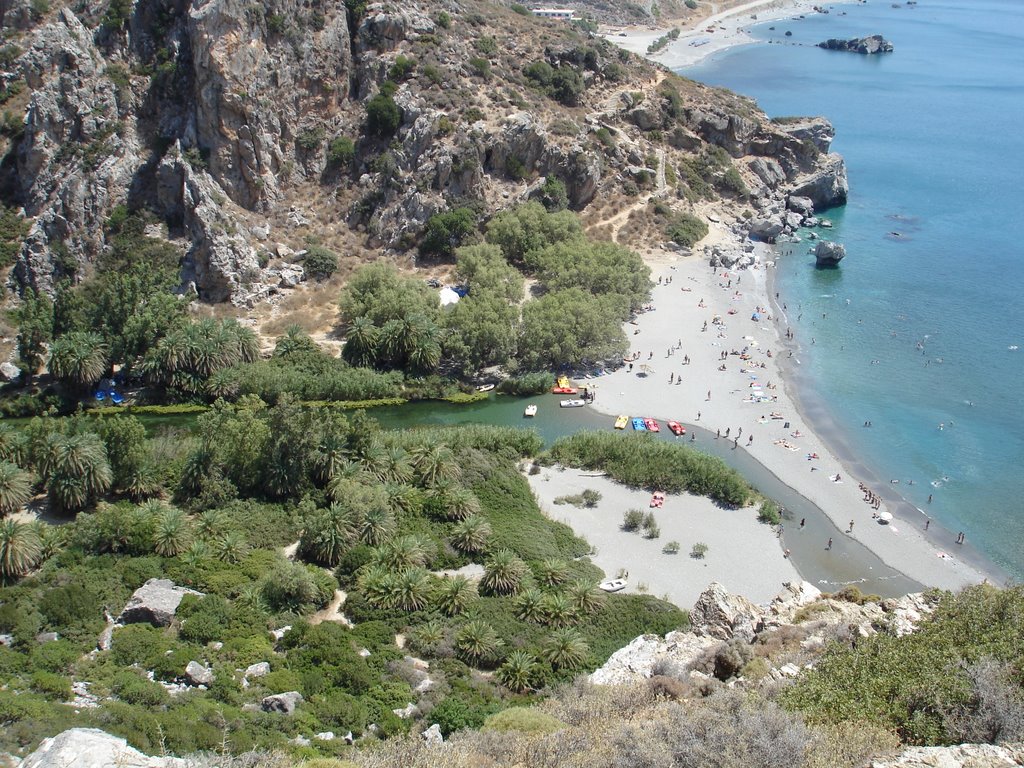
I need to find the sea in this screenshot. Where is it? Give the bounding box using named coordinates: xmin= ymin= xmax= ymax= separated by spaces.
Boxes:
xmin=680 ymin=0 xmax=1024 ymax=580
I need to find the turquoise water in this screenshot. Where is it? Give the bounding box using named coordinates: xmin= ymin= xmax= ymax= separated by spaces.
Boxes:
xmin=681 ymin=1 xmax=1024 ymax=578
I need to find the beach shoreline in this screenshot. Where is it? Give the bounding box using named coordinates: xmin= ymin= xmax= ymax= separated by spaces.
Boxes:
xmin=582 ymin=226 xmax=999 ymax=596
xmin=602 ymin=0 xmax=862 ymax=70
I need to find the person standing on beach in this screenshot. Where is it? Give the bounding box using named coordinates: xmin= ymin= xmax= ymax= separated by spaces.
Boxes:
xmin=925 ymin=519 xmax=930 ymax=531
xmin=827 ymin=537 xmax=833 ymax=550
xmin=848 ymin=520 xmax=854 ymax=533
xmin=800 ymin=518 xmax=806 ymax=529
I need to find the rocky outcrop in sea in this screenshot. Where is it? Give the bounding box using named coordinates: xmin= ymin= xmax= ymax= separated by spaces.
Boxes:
xmin=818 ymin=35 xmax=894 ymax=54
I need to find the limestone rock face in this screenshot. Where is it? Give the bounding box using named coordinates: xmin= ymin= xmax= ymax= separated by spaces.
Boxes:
xmin=818 ymin=35 xmax=894 ymax=55
xmin=19 ymin=728 xmax=186 ymax=768
xmin=788 ymin=153 xmax=849 ymax=211
xmin=869 ymin=743 xmax=1024 ymax=768
xmin=118 ymin=579 xmax=203 ymax=627
xmin=690 ymin=582 xmax=762 ymax=641
xmin=590 ymin=631 xmax=719 ymax=685
xmin=815 ymin=240 xmax=846 ymax=266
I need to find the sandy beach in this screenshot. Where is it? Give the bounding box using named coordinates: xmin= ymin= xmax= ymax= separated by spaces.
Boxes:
xmin=604 ymin=0 xmax=861 ymax=70
xmin=529 ymin=467 xmax=799 ymax=607
xmin=572 ymin=229 xmax=994 ymax=595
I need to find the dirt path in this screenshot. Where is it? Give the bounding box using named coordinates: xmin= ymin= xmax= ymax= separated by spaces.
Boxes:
xmin=309 ymin=589 xmax=353 ymax=627
xmin=589 ymin=148 xmax=668 ymax=244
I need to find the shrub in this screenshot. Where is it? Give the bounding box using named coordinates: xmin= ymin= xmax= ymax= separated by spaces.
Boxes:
xmin=691 ymin=542 xmax=708 ymax=558
xmin=474 ymin=36 xmax=497 ymax=55
xmin=422 ymin=64 xmax=443 ymax=86
xmin=662 ymin=540 xmax=680 ymax=554
xmin=303 ymin=245 xmax=338 ymax=280
xmin=435 ymin=11 xmax=451 ymax=29
xmin=758 ymin=499 xmax=781 ymax=525
xmin=30 ymin=671 xmax=71 ymax=701
xmin=388 ymin=55 xmax=415 ymax=81
xmin=296 ymin=126 xmax=326 ymax=152
xmin=327 ymin=136 xmax=355 ymax=168
xmin=685 ymin=0 xmax=698 ymax=8
xmin=713 ymin=637 xmax=753 ymax=680
xmin=622 ymin=509 xmax=644 ymax=532
xmin=420 ymin=207 xmax=478 ymax=259
xmin=366 ymin=92 xmax=401 ymax=137
xmin=580 ymin=489 xmax=601 ymax=507
xmin=667 ymin=213 xmax=709 ymax=247
xmin=468 ymin=57 xmax=491 ymax=80
xmin=482 ymin=706 xmax=565 ymax=734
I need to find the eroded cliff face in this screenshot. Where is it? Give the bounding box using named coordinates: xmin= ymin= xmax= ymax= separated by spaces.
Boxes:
xmin=1 ymin=0 xmax=847 ymax=304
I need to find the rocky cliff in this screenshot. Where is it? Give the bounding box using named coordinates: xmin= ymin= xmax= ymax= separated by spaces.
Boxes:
xmin=0 ymin=0 xmax=848 ymax=307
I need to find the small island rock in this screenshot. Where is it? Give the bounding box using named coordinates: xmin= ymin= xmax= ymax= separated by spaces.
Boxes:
xmin=815 ymin=241 xmax=847 ymax=266
xmin=817 ymin=35 xmax=894 ymax=54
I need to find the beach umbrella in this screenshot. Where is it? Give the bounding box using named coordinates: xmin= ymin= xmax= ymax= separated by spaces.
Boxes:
xmin=878 ymin=511 xmax=894 ymax=523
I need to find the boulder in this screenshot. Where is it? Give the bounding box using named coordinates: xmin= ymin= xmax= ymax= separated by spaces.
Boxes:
xmin=870 ymin=743 xmax=1024 ymax=768
xmin=814 ymin=241 xmax=846 ymax=266
xmin=261 ymin=691 xmax=303 ymax=715
xmin=590 ymin=631 xmax=718 ymax=685
xmin=118 ymin=579 xmax=203 ymax=627
xmin=184 ymin=661 xmax=213 ymax=687
xmin=278 ymin=265 xmax=305 ymax=288
xmin=690 ymin=582 xmax=761 ymax=641
xmin=748 ymin=217 xmax=785 ymax=243
xmin=818 ymin=35 xmax=894 ymax=55
xmin=314 ymin=732 xmax=335 ymax=742
xmin=20 ymin=728 xmax=186 ymax=768
xmin=0 ymin=362 xmax=21 ymax=383
xmin=787 ymin=196 xmax=814 ymax=215
xmin=244 ymin=661 xmax=270 ymax=679
xmin=788 ymin=153 xmax=849 ymax=210
xmin=35 ymin=632 xmax=59 ymax=644
xmin=422 ymin=723 xmax=444 ymax=744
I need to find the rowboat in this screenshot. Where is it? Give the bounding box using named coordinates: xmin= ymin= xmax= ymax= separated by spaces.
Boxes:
xmin=524 ymin=404 xmax=537 ymax=417
xmin=560 ymin=399 xmax=585 ymax=408
xmin=667 ymin=421 xmax=685 ymax=436
xmin=614 ymin=415 xmax=628 ymax=430
xmin=631 ymin=417 xmax=647 ymax=431
xmin=599 ymin=579 xmax=627 ymax=593
xmin=644 ymin=418 xmax=660 ymax=432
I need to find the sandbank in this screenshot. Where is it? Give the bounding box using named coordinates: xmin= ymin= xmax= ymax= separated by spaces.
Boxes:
xmin=604 ymin=0 xmax=860 ymax=70
xmin=577 ymin=229 xmax=994 ymax=595
xmin=528 ymin=466 xmax=799 ymax=607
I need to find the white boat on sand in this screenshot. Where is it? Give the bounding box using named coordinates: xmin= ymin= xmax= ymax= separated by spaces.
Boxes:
xmin=599 ymin=579 xmax=627 ymax=593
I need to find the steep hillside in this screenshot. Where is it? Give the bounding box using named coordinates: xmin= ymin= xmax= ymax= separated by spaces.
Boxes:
xmin=0 ymin=0 xmax=844 ymax=321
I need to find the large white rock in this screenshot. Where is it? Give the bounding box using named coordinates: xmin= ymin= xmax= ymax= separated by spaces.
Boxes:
xmin=118 ymin=579 xmax=202 ymax=627
xmin=870 ymin=743 xmax=1024 ymax=768
xmin=20 ymin=728 xmax=186 ymax=768
xmin=690 ymin=582 xmax=762 ymax=641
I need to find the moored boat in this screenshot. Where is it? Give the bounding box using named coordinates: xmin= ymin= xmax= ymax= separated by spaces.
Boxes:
xmin=614 ymin=415 xmax=628 ymax=430
xmin=552 ymin=386 xmax=578 ymax=394
xmin=667 ymin=421 xmax=686 ymax=436
xmin=631 ymin=417 xmax=647 ymax=431
xmin=524 ymin=404 xmax=538 ymax=417
xmin=599 ymin=578 xmax=627 ymax=593
xmin=476 ymin=383 xmax=495 ymax=392
xmin=560 ymin=399 xmax=585 ymax=408
xmin=644 ymin=418 xmax=660 ymax=432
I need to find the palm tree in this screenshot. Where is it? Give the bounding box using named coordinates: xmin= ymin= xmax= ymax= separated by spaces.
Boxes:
xmin=450 ymin=516 xmax=492 ymax=555
xmin=0 ymin=462 xmax=33 ymax=517
xmin=299 ymin=503 xmax=358 ymax=567
xmin=236 ymin=584 xmax=268 ymax=613
xmin=409 ymin=619 xmax=446 ymax=654
xmin=374 ymin=534 xmax=430 ymax=572
xmin=456 ymin=619 xmax=504 ymax=664
xmin=30 ymin=521 xmax=65 ymax=561
xmin=480 ymin=549 xmax=529 ymax=596
xmin=436 ymin=575 xmax=477 ymax=616
xmin=213 ymin=530 xmax=247 ymax=563
xmin=152 ymin=506 xmax=191 ymax=557
xmin=377 ymin=318 xmax=408 ymax=368
xmin=357 ymin=505 xmax=394 ymax=547
xmin=342 ymin=316 xmax=380 ymax=368
xmin=222 ymin=319 xmax=260 ymax=365
xmin=406 ymin=316 xmax=442 ymax=374
xmin=358 ymin=564 xmax=400 ymax=609
xmin=536 ymin=558 xmax=571 ymax=588
xmin=541 ymin=628 xmax=590 ymax=671
xmin=0 ymin=519 xmax=42 ymax=580
xmin=38 ymin=433 xmax=112 ymax=512
xmin=497 ymin=650 xmax=539 ymax=693
xmin=48 ymin=331 xmax=109 ymax=390
xmin=515 ymin=587 xmax=546 ymax=623
xmin=408 ymin=444 xmax=461 ymax=488
xmin=124 ymin=463 xmax=161 ymax=502
xmin=383 ymin=482 xmax=421 ymax=515
xmin=432 ymin=484 xmax=481 ymax=522
xmin=180 ymin=539 xmax=210 ymax=569
xmin=358 ymin=441 xmax=390 ymax=481
xmin=313 ymin=428 xmax=350 ymax=484
xmin=379 ymin=446 xmax=413 ymax=485
xmin=541 ymin=591 xmax=576 ymax=628
xmin=567 ymin=579 xmax=606 ymax=616
xmin=394 ymin=567 xmax=434 ymax=612
xmin=327 ymin=466 xmax=371 ymax=502
xmin=195 ymin=509 xmax=227 ymax=541
xmin=0 ymin=424 xmax=27 ymax=465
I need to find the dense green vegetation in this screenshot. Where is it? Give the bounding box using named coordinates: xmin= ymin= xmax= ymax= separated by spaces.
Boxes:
xmin=0 ymin=412 xmax=687 ymax=757
xmin=546 ymin=431 xmax=755 ymax=506
xmin=783 ymin=584 xmax=1024 ymax=745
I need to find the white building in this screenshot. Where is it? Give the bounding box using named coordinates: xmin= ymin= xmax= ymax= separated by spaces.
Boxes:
xmin=532 ymin=8 xmax=575 ymax=20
